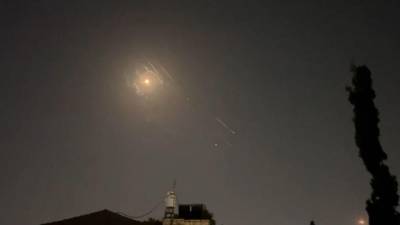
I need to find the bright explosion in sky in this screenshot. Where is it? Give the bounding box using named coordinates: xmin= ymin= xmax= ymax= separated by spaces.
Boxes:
xmin=127 ymin=59 xmax=237 ymax=149
xmin=130 ymin=63 xmax=165 ymax=97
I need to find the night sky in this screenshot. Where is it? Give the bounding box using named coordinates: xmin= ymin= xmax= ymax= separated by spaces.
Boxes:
xmin=1 ymin=1 xmax=400 ymax=225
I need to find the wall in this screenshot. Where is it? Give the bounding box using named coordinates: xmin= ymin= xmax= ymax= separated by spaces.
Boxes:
xmin=163 ymin=219 xmax=210 ymax=225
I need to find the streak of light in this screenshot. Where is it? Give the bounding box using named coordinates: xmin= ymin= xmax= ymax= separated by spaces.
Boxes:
xmin=131 ymin=58 xmax=238 ymax=149
xmin=149 ymin=61 xmax=236 ymax=136
xmin=157 ymin=62 xmax=175 ymax=82
xmin=147 ymin=61 xmax=159 ymax=74
xmin=215 ymin=117 xmax=237 ymax=135
xmin=160 ymin=60 xmax=238 ymax=140
xmin=147 ymin=62 xmax=164 ymax=84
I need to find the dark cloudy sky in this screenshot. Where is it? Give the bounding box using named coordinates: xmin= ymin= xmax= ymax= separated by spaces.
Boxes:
xmin=1 ymin=1 xmax=400 ymax=225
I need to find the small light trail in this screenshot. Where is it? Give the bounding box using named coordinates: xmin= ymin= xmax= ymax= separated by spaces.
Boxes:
xmin=215 ymin=117 xmax=237 ymax=135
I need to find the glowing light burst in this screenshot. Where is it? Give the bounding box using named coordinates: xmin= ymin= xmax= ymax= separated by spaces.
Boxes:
xmin=358 ymin=219 xmax=366 ymax=225
xmin=126 ymin=59 xmax=238 ymax=150
xmin=130 ymin=64 xmax=165 ymax=97
xmin=143 ymin=79 xmax=151 ymax=85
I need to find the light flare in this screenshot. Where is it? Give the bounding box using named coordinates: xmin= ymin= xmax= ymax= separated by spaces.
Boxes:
xmin=143 ymin=79 xmax=151 ymax=85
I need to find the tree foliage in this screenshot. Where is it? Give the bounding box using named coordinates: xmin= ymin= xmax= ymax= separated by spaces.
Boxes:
xmin=347 ymin=65 xmax=400 ymax=225
xmin=201 ymin=207 xmax=216 ymax=225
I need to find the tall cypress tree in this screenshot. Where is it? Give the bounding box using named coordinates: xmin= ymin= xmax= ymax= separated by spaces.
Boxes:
xmin=347 ymin=65 xmax=400 ymax=225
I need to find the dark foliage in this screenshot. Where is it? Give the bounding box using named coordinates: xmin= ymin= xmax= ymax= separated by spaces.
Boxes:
xmin=310 ymin=220 xmax=315 ymax=225
xmin=347 ymin=65 xmax=400 ymax=225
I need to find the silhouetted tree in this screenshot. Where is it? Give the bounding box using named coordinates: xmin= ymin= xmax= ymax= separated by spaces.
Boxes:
xmin=310 ymin=220 xmax=316 ymax=225
xmin=202 ymin=207 xmax=216 ymax=225
xmin=347 ymin=65 xmax=400 ymax=225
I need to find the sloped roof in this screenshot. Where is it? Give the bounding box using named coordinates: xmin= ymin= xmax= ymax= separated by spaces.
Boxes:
xmin=41 ymin=209 xmax=160 ymax=225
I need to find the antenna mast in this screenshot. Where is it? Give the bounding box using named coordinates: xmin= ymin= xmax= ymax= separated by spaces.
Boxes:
xmin=164 ymin=180 xmax=177 ymax=219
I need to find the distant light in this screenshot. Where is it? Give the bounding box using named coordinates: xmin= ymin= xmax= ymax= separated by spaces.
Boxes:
xmin=143 ymin=79 xmax=150 ymax=85
xmin=358 ymin=219 xmax=366 ymax=225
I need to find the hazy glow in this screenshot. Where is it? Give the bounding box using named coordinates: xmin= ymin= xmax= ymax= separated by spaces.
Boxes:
xmin=130 ymin=65 xmax=165 ymax=97
xmin=358 ymin=219 xmax=366 ymax=225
